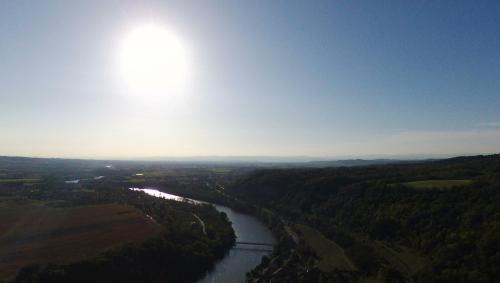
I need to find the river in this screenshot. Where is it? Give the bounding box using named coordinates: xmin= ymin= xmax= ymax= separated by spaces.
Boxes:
xmin=129 ymin=188 xmax=274 ymax=283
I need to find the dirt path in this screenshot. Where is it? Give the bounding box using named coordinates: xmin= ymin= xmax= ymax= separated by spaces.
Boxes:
xmin=192 ymin=213 xmax=206 ymax=235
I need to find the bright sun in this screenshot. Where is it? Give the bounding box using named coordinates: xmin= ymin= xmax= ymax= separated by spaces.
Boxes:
xmin=119 ymin=24 xmax=190 ymax=97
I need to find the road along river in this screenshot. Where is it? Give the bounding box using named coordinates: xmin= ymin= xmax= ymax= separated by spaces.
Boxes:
xmin=129 ymin=188 xmax=275 ymax=283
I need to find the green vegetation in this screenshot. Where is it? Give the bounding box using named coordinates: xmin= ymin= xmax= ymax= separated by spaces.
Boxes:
xmin=231 ymin=154 xmax=500 ymax=283
xmin=401 ymin=179 xmax=472 ymax=189
xmin=294 ymin=224 xmax=357 ymax=272
xmin=1 ymin=154 xmax=499 ymax=282
xmin=0 ymin=179 xmax=40 ymax=184
xmin=0 ymin=157 xmax=236 ymax=283
xmin=370 ymin=240 xmax=428 ymax=277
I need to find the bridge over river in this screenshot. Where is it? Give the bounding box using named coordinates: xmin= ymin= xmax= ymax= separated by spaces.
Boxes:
xmin=234 ymin=241 xmax=273 ymax=252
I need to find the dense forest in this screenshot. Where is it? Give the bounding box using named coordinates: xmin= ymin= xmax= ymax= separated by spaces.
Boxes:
xmin=229 ymin=154 xmax=500 ymax=283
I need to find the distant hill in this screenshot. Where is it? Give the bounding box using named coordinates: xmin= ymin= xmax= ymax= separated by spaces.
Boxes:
xmin=304 ymin=158 xmax=421 ymax=167
xmin=229 ymin=153 xmax=500 ymax=282
xmin=2 ymin=153 xmax=498 ymax=170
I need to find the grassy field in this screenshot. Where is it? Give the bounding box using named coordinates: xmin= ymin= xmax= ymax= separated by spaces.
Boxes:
xmin=401 ymin=179 xmax=472 ymax=189
xmin=370 ymin=240 xmax=428 ymax=277
xmin=0 ymin=178 xmax=40 ymax=184
xmin=294 ymin=224 xmax=357 ymax=272
xmin=0 ymin=201 xmax=163 ymax=279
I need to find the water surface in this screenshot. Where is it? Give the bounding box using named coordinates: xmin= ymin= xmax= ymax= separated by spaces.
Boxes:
xmin=129 ymin=188 xmax=274 ymax=283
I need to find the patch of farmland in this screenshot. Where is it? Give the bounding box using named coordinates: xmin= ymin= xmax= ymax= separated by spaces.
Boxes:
xmin=294 ymin=224 xmax=357 ymax=272
xmin=401 ymin=179 xmax=472 ymax=189
xmin=0 ymin=201 xmax=162 ymax=279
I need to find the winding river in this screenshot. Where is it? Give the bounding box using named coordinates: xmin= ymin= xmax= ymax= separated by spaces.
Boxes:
xmin=129 ymin=188 xmax=274 ymax=283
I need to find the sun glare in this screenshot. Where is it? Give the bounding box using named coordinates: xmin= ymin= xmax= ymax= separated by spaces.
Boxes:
xmin=119 ymin=24 xmax=190 ymax=97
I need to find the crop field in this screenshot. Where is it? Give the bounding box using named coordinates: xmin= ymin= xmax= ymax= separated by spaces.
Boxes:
xmin=401 ymin=179 xmax=472 ymax=189
xmin=294 ymin=224 xmax=357 ymax=272
xmin=370 ymin=240 xmax=428 ymax=277
xmin=0 ymin=178 xmax=40 ymax=184
xmin=0 ymin=201 xmax=163 ymax=279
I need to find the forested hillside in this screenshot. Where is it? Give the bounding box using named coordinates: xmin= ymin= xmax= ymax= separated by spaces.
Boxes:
xmin=230 ymin=155 xmax=500 ymax=283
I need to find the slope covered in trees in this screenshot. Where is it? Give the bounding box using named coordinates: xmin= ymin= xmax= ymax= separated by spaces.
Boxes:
xmin=229 ymin=155 xmax=500 ymax=282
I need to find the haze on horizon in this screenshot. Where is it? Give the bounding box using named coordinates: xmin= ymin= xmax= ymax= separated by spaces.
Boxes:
xmin=1 ymin=1 xmax=499 ymax=159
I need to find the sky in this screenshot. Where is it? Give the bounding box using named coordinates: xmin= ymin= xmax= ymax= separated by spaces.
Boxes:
xmin=1 ymin=0 xmax=499 ymax=159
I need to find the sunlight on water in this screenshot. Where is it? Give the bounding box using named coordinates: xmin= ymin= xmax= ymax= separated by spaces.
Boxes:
xmin=128 ymin=187 xmax=275 ymax=283
xmin=128 ymin=188 xmax=203 ymax=205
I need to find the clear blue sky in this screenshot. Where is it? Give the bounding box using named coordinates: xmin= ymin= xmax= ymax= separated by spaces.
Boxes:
xmin=1 ymin=1 xmax=499 ymax=159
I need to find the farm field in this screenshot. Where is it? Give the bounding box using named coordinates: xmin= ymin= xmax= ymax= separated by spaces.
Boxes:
xmin=0 ymin=201 xmax=163 ymax=279
xmin=401 ymin=179 xmax=472 ymax=189
xmin=0 ymin=178 xmax=40 ymax=184
xmin=370 ymin=240 xmax=429 ymax=277
xmin=294 ymin=224 xmax=357 ymax=272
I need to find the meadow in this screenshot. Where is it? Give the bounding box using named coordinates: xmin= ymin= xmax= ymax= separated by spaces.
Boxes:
xmin=294 ymin=224 xmax=357 ymax=273
xmin=401 ymin=179 xmax=472 ymax=189
xmin=0 ymin=179 xmax=40 ymax=184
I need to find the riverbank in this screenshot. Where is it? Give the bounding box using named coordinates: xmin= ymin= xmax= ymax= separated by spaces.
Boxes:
xmin=131 ymin=188 xmax=275 ymax=283
xmin=5 ymin=186 xmax=235 ymax=283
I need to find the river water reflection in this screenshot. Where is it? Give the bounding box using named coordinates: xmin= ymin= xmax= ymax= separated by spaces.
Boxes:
xmin=129 ymin=188 xmax=274 ymax=283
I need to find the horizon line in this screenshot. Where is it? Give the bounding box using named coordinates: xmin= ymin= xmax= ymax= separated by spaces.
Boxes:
xmin=1 ymin=152 xmax=498 ymax=163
